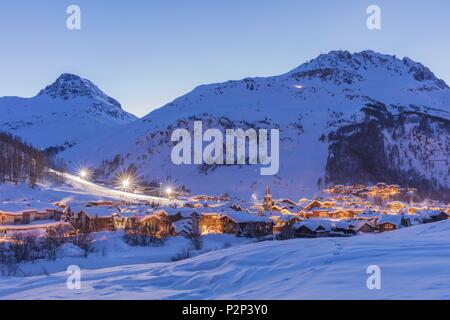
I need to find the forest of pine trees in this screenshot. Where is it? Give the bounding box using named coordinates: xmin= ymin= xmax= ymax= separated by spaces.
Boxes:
xmin=0 ymin=132 xmax=58 ymax=186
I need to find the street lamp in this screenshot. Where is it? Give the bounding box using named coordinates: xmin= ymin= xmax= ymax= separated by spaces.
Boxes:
xmin=78 ymin=167 xmax=90 ymax=181
xmin=79 ymin=170 xmax=87 ymax=179
xmin=166 ymin=187 xmax=173 ymax=198
xmin=122 ymin=178 xmax=130 ymax=190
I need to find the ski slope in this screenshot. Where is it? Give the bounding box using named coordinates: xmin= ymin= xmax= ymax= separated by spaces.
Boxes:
xmin=2 ymin=220 xmax=450 ymax=300
xmin=49 ymin=169 xmax=183 ymax=206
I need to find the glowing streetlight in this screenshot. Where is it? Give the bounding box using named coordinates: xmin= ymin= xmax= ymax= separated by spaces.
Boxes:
xmin=165 ymin=187 xmax=176 ymax=199
xmin=78 ymin=168 xmax=90 ymax=180
xmin=79 ymin=170 xmax=87 ymax=179
xmin=122 ymin=178 xmax=130 ymax=190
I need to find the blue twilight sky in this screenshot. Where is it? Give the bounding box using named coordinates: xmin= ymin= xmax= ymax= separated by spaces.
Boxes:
xmin=0 ymin=0 xmax=449 ymax=117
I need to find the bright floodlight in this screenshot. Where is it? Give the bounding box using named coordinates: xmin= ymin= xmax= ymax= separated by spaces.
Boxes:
xmin=79 ymin=169 xmax=88 ymax=180
xmin=122 ymin=178 xmax=130 ymax=189
xmin=165 ymin=187 xmax=173 ymax=195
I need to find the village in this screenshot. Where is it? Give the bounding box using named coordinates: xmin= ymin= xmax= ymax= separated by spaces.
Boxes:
xmin=1 ymin=181 xmax=449 ymax=244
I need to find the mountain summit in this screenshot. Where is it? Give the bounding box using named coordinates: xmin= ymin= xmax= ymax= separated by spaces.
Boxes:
xmin=288 ymin=50 xmax=448 ymax=90
xmin=38 ymin=73 xmax=123 ymax=109
xmin=0 ymin=74 xmax=137 ymax=150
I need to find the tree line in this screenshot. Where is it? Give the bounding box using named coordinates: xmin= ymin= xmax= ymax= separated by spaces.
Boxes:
xmin=0 ymin=131 xmax=65 ymax=186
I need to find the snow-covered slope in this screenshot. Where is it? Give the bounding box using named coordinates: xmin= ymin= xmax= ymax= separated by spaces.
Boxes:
xmin=0 ymin=74 xmax=137 ymax=151
xmin=61 ymin=51 xmax=450 ymax=198
xmin=2 ymin=220 xmax=450 ymax=299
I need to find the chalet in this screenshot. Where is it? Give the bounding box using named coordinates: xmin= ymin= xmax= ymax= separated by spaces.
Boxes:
xmin=171 ymin=219 xmax=193 ymax=237
xmin=328 ymin=210 xmax=351 ymax=219
xmin=131 ymin=210 xmax=173 ymax=238
xmin=401 ymin=214 xmax=423 ymax=227
xmin=350 ymin=219 xmax=377 ymax=233
xmin=304 ymin=207 xmax=334 ymax=219
xmin=112 ymin=206 xmax=156 ymax=229
xmin=67 ymin=206 xmax=118 ymax=232
xmin=279 ymin=199 xmax=298 ymax=206
xmin=292 ymin=220 xmax=332 ymax=238
xmin=356 ymin=210 xmax=382 ymax=220
xmin=303 ymin=200 xmax=325 ymax=211
xmin=184 ymin=202 xmax=204 ymax=209
xmin=220 ymin=211 xmax=273 ymax=237
xmin=331 ymin=220 xmax=355 ymax=236
xmin=271 ymin=205 xmax=291 ymax=214
xmin=195 ymin=211 xmax=273 ymax=237
xmin=0 ymin=203 xmax=63 ymax=226
xmin=196 ymin=212 xmax=222 ymax=235
xmin=386 ymin=201 xmax=408 ymax=214
xmin=416 ymin=210 xmax=449 ymax=223
xmin=271 ymin=214 xmax=303 ymax=239
xmin=367 ymin=183 xmax=400 ymax=196
xmin=376 ymin=215 xmax=402 ymax=232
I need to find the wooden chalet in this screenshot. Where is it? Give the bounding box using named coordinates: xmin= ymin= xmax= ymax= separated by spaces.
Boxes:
xmin=416 ymin=210 xmax=449 ymax=223
xmin=0 ymin=203 xmax=63 ymax=226
xmin=292 ymin=220 xmax=332 ymax=238
xmin=195 ymin=211 xmax=273 ymax=237
xmin=376 ymin=214 xmax=402 ymax=232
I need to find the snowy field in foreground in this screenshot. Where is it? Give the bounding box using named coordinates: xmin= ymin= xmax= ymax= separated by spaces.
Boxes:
xmin=2 ymin=220 xmax=450 ymax=300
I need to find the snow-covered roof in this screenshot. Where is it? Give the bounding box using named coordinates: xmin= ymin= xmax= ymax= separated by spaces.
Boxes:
xmin=220 ymin=211 xmax=272 ymax=224
xmin=376 ymin=214 xmax=402 ymax=227
xmin=0 ymin=202 xmax=59 ymax=215
xmin=70 ymin=205 xmax=119 ymax=218
xmin=293 ymin=219 xmax=333 ymax=232
xmin=416 ymin=210 xmax=447 ymax=219
xmin=334 ymin=220 xmax=350 ymax=230
xmin=269 ymin=213 xmax=302 ymax=222
xmin=172 ymin=219 xmax=192 ymax=234
xmin=356 ymin=210 xmax=382 ymax=219
xmin=349 ymin=220 xmax=371 ymax=231
xmin=402 ymin=214 xmax=423 ymax=225
xmin=163 ymin=207 xmax=198 ymax=218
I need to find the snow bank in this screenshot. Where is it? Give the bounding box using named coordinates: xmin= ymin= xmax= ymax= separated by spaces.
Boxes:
xmin=2 ymin=220 xmax=450 ymax=299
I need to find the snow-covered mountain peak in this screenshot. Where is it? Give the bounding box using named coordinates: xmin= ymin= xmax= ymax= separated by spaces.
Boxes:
xmin=0 ymin=74 xmax=137 ymax=150
xmin=288 ymin=50 xmax=448 ymax=90
xmin=37 ymin=73 xmax=123 ymax=109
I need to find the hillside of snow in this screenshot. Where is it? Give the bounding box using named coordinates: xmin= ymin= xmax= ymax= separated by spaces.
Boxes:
xmin=2 ymin=220 xmax=450 ymax=299
xmin=61 ymin=50 xmax=450 ymax=199
xmin=0 ymin=74 xmax=137 ymax=151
